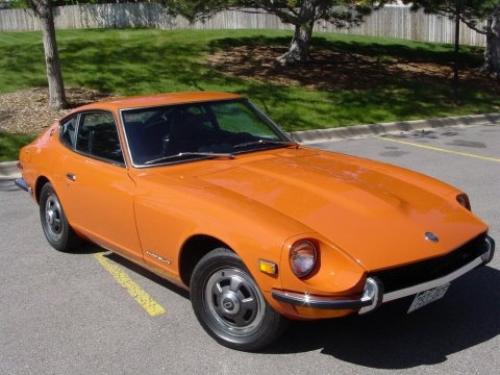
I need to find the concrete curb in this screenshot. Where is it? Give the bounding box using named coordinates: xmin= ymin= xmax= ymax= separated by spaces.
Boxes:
xmin=0 ymin=161 xmax=20 ymax=181
xmin=289 ymin=112 xmax=500 ymax=144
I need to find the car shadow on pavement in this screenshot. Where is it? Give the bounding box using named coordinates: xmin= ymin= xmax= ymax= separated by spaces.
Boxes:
xmin=105 ymin=252 xmax=190 ymax=299
xmin=267 ymin=266 xmax=500 ymax=369
xmin=74 ymin=245 xmax=190 ymax=297
xmin=69 ymin=243 xmax=107 ymax=255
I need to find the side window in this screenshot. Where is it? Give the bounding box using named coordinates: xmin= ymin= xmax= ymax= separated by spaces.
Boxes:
xmin=75 ymin=112 xmax=124 ymax=165
xmin=60 ymin=116 xmax=77 ymax=149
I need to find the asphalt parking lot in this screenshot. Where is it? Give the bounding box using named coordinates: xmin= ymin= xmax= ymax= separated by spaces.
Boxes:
xmin=1 ymin=123 xmax=499 ymax=375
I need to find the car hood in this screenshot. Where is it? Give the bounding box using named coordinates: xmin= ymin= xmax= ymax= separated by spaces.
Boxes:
xmin=196 ymin=148 xmax=487 ymax=271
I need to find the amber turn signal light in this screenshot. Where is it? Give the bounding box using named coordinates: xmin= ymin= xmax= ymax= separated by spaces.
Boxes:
xmin=259 ymin=259 xmax=277 ymax=275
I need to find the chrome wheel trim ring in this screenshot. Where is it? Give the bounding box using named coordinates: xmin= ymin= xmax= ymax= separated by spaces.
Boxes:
xmin=44 ymin=194 xmax=63 ymax=241
xmin=203 ymin=267 xmax=266 ymax=337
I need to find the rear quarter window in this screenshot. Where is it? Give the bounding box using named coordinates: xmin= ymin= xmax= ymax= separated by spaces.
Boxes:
xmin=60 ymin=116 xmax=77 ymax=149
xmin=75 ymin=112 xmax=124 ymax=164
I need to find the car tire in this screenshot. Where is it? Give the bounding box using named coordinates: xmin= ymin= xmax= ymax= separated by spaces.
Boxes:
xmin=190 ymin=248 xmax=287 ymax=351
xmin=39 ymin=183 xmax=83 ymax=252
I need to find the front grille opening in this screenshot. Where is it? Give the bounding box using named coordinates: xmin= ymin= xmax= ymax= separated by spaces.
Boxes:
xmin=371 ymin=233 xmax=488 ymax=293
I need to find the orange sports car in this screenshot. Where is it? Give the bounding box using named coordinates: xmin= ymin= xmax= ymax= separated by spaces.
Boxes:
xmin=17 ymin=92 xmax=495 ymax=351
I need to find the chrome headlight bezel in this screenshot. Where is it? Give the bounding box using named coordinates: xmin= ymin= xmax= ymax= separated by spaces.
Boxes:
xmin=289 ymin=239 xmax=318 ymax=279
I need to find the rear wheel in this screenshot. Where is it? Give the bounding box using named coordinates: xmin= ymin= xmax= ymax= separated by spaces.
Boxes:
xmin=39 ymin=183 xmax=83 ymax=252
xmin=190 ymin=248 xmax=287 ymax=351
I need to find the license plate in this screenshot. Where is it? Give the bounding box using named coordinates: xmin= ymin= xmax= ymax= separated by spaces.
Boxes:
xmin=407 ymin=283 xmax=450 ymax=313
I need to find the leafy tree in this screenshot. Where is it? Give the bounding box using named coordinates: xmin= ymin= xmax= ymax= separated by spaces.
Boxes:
xmin=403 ymin=1 xmax=500 ymax=77
xmin=167 ymin=1 xmax=384 ymax=65
xmin=165 ymin=0 xmax=237 ymax=21
xmin=26 ymin=0 xmax=67 ymax=109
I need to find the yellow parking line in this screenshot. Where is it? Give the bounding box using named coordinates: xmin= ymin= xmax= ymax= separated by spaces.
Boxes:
xmin=376 ymin=136 xmax=500 ymax=163
xmin=94 ymin=253 xmax=166 ymax=317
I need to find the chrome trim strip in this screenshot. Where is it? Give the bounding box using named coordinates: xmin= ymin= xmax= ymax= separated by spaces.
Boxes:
xmin=118 ymin=108 xmax=139 ymax=169
xmin=382 ymin=256 xmax=484 ymax=303
xmin=358 ymin=277 xmax=383 ymax=315
xmin=246 ymin=100 xmax=294 ymax=143
xmin=271 ymin=289 xmax=372 ymax=310
xmin=482 ymin=236 xmax=495 ymax=265
xmin=145 ymin=250 xmax=172 ymax=265
xmin=14 ymin=178 xmax=30 ymax=192
xmin=272 ymin=255 xmax=488 ymax=312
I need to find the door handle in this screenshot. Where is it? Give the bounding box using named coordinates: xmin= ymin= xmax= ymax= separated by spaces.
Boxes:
xmin=66 ymin=173 xmax=76 ymax=182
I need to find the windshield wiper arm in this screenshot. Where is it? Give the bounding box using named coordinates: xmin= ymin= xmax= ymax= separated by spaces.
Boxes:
xmin=144 ymin=152 xmax=235 ymax=165
xmin=233 ymin=139 xmax=298 ymax=150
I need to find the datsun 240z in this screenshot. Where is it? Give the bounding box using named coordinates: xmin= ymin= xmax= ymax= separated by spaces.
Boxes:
xmin=16 ymin=92 xmax=495 ymax=351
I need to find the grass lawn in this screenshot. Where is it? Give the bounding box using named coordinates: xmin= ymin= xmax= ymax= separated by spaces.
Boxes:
xmin=0 ymin=132 xmax=35 ymax=162
xmin=0 ymin=29 xmax=498 ymax=133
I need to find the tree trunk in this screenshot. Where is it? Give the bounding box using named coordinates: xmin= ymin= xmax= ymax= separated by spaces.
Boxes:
xmin=276 ymin=0 xmax=316 ymax=66
xmin=33 ymin=1 xmax=67 ymax=109
xmin=277 ymin=22 xmax=314 ymax=66
xmin=483 ymin=6 xmax=500 ymax=78
xmin=452 ymin=1 xmax=461 ymax=100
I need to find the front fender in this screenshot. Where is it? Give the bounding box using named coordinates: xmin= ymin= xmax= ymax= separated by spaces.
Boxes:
xmin=132 ymin=174 xmax=308 ymax=294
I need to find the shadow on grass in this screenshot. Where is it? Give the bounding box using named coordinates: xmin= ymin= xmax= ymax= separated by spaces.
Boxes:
xmin=207 ymin=34 xmax=498 ymax=129
xmin=1 ymin=30 xmax=497 ymax=131
xmin=55 ymin=36 xmax=328 ymax=130
xmin=208 ymin=35 xmax=494 ymax=93
xmin=209 ymin=35 xmax=484 ymax=66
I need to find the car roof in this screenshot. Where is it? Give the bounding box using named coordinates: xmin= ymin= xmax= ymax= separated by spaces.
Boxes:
xmin=68 ymin=91 xmax=242 ymax=114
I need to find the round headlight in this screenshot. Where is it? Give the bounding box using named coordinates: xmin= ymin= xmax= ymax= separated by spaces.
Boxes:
xmin=457 ymin=193 xmax=471 ymax=211
xmin=289 ymin=240 xmax=318 ymax=278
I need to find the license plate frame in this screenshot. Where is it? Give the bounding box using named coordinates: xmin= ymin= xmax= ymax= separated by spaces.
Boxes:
xmin=407 ymin=283 xmax=450 ymax=313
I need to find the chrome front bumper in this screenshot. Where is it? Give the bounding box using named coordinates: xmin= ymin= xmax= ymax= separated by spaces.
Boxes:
xmin=272 ymin=236 xmax=495 ymax=315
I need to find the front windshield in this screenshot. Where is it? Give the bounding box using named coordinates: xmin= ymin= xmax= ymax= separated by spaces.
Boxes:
xmin=121 ymin=99 xmax=293 ymax=166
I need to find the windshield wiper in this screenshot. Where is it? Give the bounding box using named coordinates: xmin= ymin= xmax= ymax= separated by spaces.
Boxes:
xmin=233 ymin=139 xmax=298 ymax=150
xmin=144 ymin=152 xmax=235 ymax=165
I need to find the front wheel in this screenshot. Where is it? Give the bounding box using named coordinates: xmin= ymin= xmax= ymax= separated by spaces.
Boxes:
xmin=190 ymin=248 xmax=287 ymax=351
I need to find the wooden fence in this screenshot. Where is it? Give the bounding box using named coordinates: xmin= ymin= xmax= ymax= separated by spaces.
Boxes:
xmin=0 ymin=3 xmax=487 ymax=47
